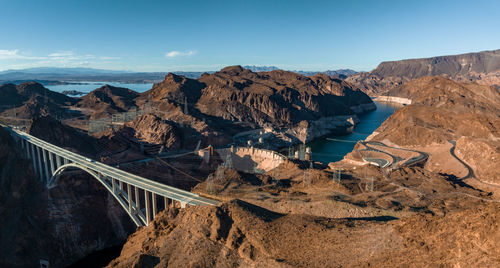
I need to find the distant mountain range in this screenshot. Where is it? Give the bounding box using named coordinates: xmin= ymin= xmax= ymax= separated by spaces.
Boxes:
xmin=243 ymin=65 xmax=358 ymax=77
xmin=0 ymin=66 xmax=358 ymax=85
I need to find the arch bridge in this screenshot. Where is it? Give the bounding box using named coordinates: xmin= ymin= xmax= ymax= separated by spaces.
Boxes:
xmin=3 ymin=126 xmax=218 ymax=227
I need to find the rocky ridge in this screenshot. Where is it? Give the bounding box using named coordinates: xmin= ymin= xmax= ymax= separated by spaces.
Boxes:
xmin=360 ymin=76 xmax=500 ymax=184
xmin=107 ymin=199 xmax=500 ymax=267
xmin=347 ymin=49 xmax=500 ymax=95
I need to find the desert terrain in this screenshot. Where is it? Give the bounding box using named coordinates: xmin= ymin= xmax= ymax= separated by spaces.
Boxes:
xmin=1 ymin=55 xmax=499 ymax=268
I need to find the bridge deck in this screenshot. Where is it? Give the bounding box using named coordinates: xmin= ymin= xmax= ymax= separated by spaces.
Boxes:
xmin=8 ymin=127 xmax=219 ymax=206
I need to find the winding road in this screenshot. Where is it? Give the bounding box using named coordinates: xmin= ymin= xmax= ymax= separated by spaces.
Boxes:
xmin=448 ymin=140 xmax=474 ymax=180
xmin=358 ymin=141 xmax=429 ymax=168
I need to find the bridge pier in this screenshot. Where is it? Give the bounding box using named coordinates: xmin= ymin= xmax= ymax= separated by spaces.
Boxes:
xmin=36 ymin=146 xmax=43 ymax=181
xmin=112 ymin=178 xmax=116 ymax=194
xmin=152 ymin=193 xmax=157 ymax=219
xmin=49 ymin=152 xmax=56 ymax=177
xmin=42 ymin=149 xmax=50 ymax=183
xmin=135 ymin=187 xmax=140 ymax=212
xmin=145 ymin=191 xmax=151 ymax=225
xmin=29 ymin=143 xmax=37 ymax=175
xmin=56 ymin=155 xmax=62 ymax=169
xmin=127 ymin=184 xmax=133 ymax=213
xmin=20 ymin=136 xmax=24 ymax=149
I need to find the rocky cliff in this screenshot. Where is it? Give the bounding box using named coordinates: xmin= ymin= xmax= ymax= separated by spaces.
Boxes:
xmin=137 ymin=66 xmax=374 ymax=145
xmin=366 ymin=77 xmax=500 ymax=184
xmin=107 ymin=199 xmax=500 ymax=267
xmin=76 ymin=84 xmax=140 ymax=119
xmin=0 ymin=126 xmax=136 ymax=268
xmin=347 ymin=49 xmax=500 ymax=95
xmin=0 ymin=82 xmax=77 ymax=120
xmin=196 ymin=66 xmax=373 ymax=127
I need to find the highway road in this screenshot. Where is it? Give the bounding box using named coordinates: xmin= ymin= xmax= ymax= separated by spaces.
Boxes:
xmin=358 ymin=141 xmax=429 ymax=168
xmin=448 ymin=140 xmax=474 ymax=180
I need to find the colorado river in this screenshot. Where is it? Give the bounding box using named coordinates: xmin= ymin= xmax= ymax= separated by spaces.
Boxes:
xmin=307 ymin=102 xmax=400 ymax=164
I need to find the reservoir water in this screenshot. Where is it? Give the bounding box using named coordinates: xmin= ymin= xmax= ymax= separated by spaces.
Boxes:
xmin=46 ymin=82 xmax=154 ymax=94
xmin=307 ymin=102 xmax=400 ymax=164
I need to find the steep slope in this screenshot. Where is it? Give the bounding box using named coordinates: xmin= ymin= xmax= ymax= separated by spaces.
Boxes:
xmin=196 ymin=66 xmax=374 ymax=127
xmin=109 ymin=114 xmax=181 ymax=150
xmin=107 ymin=200 xmax=500 ymax=267
xmin=138 ymin=66 xmax=374 ymax=145
xmin=348 ymin=49 xmax=500 ymax=95
xmin=385 ymin=76 xmax=500 ymax=114
xmin=140 ymin=73 xmax=205 ymax=104
xmin=76 ymin=84 xmax=140 ymax=119
xmin=0 ymin=127 xmax=135 ymax=268
xmin=27 ymin=115 xmax=115 ymax=157
xmin=363 ymin=77 xmax=500 ymax=184
xmin=0 ymin=82 xmax=77 ymax=119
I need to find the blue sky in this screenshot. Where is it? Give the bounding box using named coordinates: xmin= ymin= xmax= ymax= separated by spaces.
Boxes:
xmin=0 ymin=0 xmax=499 ymax=72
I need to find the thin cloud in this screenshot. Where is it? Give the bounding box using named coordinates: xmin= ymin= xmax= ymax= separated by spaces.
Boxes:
xmin=0 ymin=49 xmax=43 ymax=60
xmin=99 ymin=56 xmax=121 ymax=60
xmin=48 ymin=51 xmax=75 ymax=58
xmin=165 ymin=50 xmax=197 ymax=58
xmin=0 ymin=49 xmax=120 ymax=70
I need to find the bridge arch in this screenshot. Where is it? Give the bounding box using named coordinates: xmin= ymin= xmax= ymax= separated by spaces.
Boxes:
xmin=48 ymin=163 xmax=143 ymax=226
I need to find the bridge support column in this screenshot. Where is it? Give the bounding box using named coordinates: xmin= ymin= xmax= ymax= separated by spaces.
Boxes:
xmin=152 ymin=193 xmax=157 ymax=219
xmin=112 ymin=178 xmax=116 ymax=194
xmin=135 ymin=187 xmax=140 ymax=211
xmin=22 ymin=140 xmax=27 ymax=158
xmin=56 ymin=155 xmax=62 ymax=169
xmin=29 ymin=143 xmax=37 ymax=175
xmin=42 ymin=149 xmax=50 ymax=183
xmin=26 ymin=141 xmax=31 ymax=159
xmin=127 ymin=184 xmax=133 ymax=213
xmin=49 ymin=152 xmax=56 ymax=177
xmin=36 ymin=146 xmax=43 ymax=181
xmin=145 ymin=191 xmax=151 ymax=225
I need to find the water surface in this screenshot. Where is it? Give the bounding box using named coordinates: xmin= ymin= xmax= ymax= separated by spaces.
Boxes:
xmin=307 ymin=102 xmax=400 ymax=164
xmin=46 ymin=82 xmax=154 ymax=94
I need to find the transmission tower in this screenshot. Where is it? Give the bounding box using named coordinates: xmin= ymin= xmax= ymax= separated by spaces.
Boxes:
xmin=225 ymin=153 xmax=233 ymax=169
xmin=365 ymin=177 xmax=374 ymax=191
xmin=303 ymin=170 xmax=311 ymax=186
xmin=206 ymin=174 xmax=215 ymax=194
xmin=194 ymin=140 xmax=201 ymax=152
xmin=333 ymin=168 xmax=341 ymax=183
xmin=184 ymin=97 xmax=188 ymax=115
xmin=216 ymin=165 xmax=225 ymax=184
xmin=299 ymin=144 xmax=306 ymax=160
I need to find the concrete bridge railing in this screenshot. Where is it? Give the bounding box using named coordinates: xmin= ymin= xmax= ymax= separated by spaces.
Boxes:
xmin=3 ymin=126 xmax=219 ymax=227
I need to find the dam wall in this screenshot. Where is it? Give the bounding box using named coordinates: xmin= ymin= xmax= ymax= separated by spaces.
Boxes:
xmin=374 ymin=96 xmax=412 ymax=105
xmin=215 ymin=147 xmax=287 ymax=173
